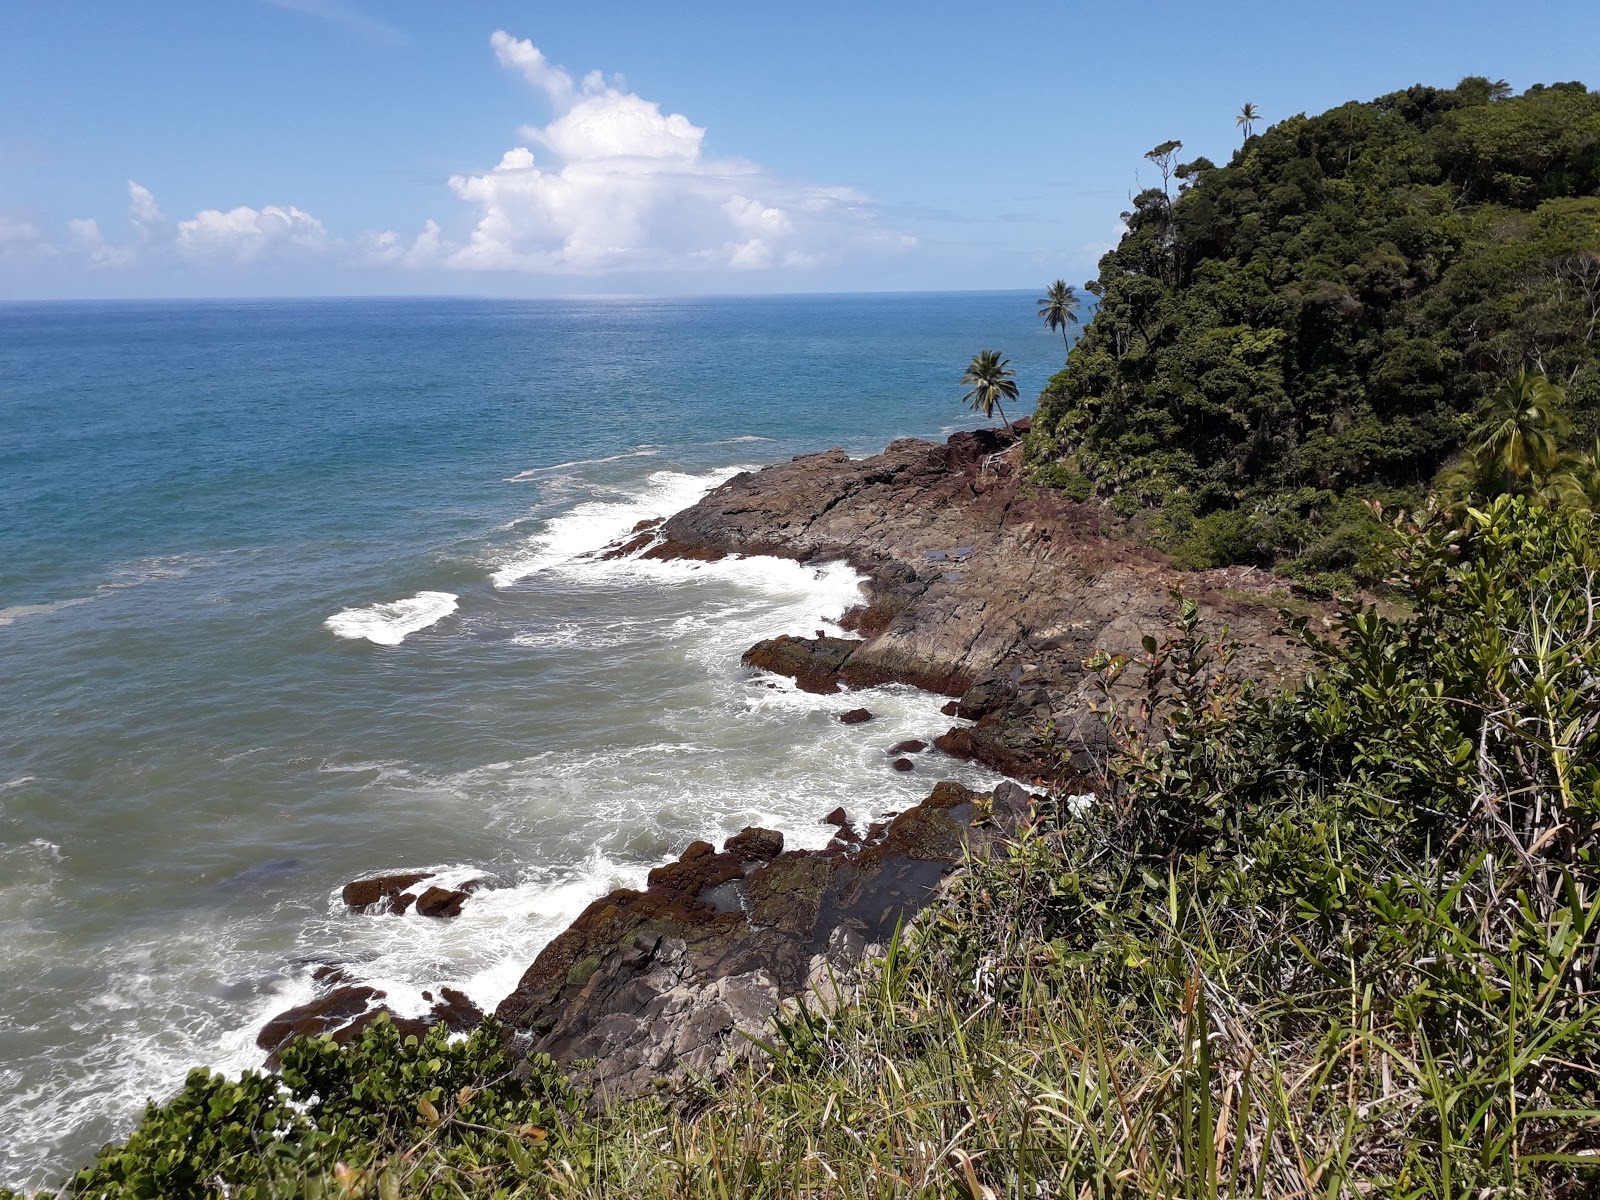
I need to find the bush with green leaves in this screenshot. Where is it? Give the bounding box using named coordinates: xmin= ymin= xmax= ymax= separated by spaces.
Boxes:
xmin=3 ymin=1018 xmax=580 ymax=1200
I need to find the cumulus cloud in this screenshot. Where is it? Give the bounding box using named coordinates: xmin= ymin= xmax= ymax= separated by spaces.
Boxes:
xmin=47 ymin=32 xmax=908 ymax=283
xmin=440 ymin=32 xmax=902 ymax=274
xmin=61 ymin=182 xmax=330 ymax=268
xmin=0 ymin=215 xmax=43 ymax=247
xmin=176 ymin=203 xmax=327 ymax=262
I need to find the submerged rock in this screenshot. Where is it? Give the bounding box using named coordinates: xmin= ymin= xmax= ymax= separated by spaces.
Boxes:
xmin=839 ymin=707 xmax=874 ymax=725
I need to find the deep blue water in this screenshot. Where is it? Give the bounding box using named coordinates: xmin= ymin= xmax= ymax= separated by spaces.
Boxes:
xmin=0 ymin=292 xmax=1070 ymax=1187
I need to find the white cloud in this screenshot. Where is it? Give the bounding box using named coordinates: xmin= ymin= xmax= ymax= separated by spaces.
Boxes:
xmin=360 ymin=219 xmax=443 ymax=267
xmin=62 ymin=183 xmax=331 ymax=268
xmin=0 ymin=215 xmax=42 ymax=246
xmin=45 ymin=33 xmax=908 ymax=284
xmin=128 ymin=181 xmax=163 ymax=231
xmin=444 ymin=32 xmax=906 ymax=274
xmin=176 ymin=203 xmax=327 ymax=262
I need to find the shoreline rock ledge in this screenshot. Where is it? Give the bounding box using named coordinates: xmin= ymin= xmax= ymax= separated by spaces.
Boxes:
xmin=644 ymin=423 xmax=1305 ymax=778
xmin=259 ymin=426 xmax=1310 ymax=1096
xmin=492 ymin=780 xmax=1034 ymax=1097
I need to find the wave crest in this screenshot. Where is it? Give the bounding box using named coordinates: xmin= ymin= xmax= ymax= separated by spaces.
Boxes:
xmin=324 ymin=591 xmax=458 ymax=646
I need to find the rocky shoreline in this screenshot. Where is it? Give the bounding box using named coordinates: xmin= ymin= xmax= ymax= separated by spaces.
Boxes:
xmin=260 ymin=425 xmax=1307 ymax=1095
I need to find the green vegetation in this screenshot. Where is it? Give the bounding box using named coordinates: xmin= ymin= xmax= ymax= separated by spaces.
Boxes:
xmin=1026 ymin=78 xmax=1600 ymax=588
xmin=15 ymin=497 xmax=1600 ymax=1198
xmin=960 ymin=349 xmax=1020 ymax=432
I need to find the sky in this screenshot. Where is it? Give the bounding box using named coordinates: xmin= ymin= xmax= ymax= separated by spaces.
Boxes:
xmin=3 ymin=1 xmax=1597 ymax=300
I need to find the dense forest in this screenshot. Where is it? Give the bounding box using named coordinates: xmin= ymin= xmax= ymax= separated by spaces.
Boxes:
xmin=1026 ymin=78 xmax=1600 ymax=584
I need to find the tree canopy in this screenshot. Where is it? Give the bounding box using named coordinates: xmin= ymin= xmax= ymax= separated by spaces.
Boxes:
xmin=1026 ymin=77 xmax=1600 ymax=585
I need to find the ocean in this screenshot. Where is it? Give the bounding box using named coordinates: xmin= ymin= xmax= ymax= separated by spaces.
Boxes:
xmin=0 ymin=292 xmax=1067 ymax=1187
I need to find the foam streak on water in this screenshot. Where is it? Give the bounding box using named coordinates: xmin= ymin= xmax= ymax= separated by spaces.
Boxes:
xmin=325 ymin=591 xmax=460 ymax=645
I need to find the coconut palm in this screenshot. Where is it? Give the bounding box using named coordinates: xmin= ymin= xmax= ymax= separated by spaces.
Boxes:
xmin=1236 ymin=102 xmax=1262 ymax=140
xmin=1441 ymin=371 xmax=1575 ymax=510
xmin=961 ymin=350 xmax=1020 ymax=433
xmin=1036 ymin=280 xmax=1081 ymax=360
xmin=1468 ymin=370 xmax=1571 ymax=485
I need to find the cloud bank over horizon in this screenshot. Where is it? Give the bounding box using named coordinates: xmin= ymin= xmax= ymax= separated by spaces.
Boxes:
xmin=6 ymin=32 xmax=911 ymax=288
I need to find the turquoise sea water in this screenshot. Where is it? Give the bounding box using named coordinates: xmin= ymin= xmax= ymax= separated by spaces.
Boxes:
xmin=0 ymin=293 xmax=1067 ymax=1186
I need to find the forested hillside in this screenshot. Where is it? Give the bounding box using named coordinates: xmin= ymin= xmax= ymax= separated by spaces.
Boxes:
xmin=1027 ymin=78 xmax=1600 ymax=583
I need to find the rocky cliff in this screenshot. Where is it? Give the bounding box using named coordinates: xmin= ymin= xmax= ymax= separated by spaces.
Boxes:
xmin=647 ymin=423 xmax=1303 ymax=778
xmin=262 ymin=425 xmax=1308 ymax=1097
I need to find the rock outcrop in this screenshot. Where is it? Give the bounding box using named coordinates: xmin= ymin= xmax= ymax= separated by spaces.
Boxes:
xmin=645 ymin=424 xmax=1308 ymax=780
xmin=493 ymin=780 xmax=1035 ymax=1097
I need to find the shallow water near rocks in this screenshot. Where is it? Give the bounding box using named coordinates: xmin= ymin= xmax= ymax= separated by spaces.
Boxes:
xmin=0 ymin=293 xmax=1064 ymax=1187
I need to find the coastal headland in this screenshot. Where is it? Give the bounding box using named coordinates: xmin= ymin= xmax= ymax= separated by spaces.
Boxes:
xmin=260 ymin=424 xmax=1308 ymax=1092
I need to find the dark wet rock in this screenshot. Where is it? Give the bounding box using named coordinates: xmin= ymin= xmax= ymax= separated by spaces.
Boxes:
xmin=389 ymin=892 xmax=417 ymax=915
xmin=724 ymin=827 xmax=784 ymax=861
xmin=258 ymin=984 xmax=384 ymax=1064
xmin=940 ymin=700 xmax=960 ymax=716
xmin=742 ymin=635 xmax=862 ymax=693
xmin=494 ymin=780 xmax=1020 ymax=1098
xmin=599 ymin=517 xmax=665 ymax=560
xmin=839 ymin=707 xmax=874 ymax=725
xmin=260 ymin=976 xmax=485 ymax=1066
xmin=956 ymin=674 xmax=1014 ymax=721
xmin=415 ymin=886 xmax=469 ymax=919
xmin=342 ymin=871 xmax=433 ymax=911
xmin=889 ymin=739 xmax=927 ymax=755
xmin=429 ymin=986 xmax=484 ymax=1032
xmin=891 ymin=758 xmax=914 ymax=772
xmin=821 ymin=806 xmax=849 ymax=827
xmin=652 ymin=426 xmax=1308 ymax=780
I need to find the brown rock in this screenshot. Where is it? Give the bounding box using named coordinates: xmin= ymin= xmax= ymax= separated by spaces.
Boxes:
xmin=840 ymin=708 xmax=874 ymax=725
xmin=258 ymin=984 xmax=382 ymax=1060
xmin=414 ymin=886 xmax=469 ymax=919
xmin=940 ymin=700 xmax=960 ymax=716
xmin=341 ymin=871 xmax=432 ymax=911
xmin=889 ymin=739 xmax=927 ymax=755
xmin=891 ymin=757 xmax=914 ymax=772
xmin=724 ymin=827 xmax=784 ymax=861
xmin=821 ymin=806 xmax=849 ymax=827
xmin=494 ymin=780 xmax=1017 ymax=1099
xmin=742 ymin=635 xmax=862 ymax=693
xmin=429 ymin=986 xmax=484 ymax=1032
xmin=650 ymin=426 xmax=1309 ymax=780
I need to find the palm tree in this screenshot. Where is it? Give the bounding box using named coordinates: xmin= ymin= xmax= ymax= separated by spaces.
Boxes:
xmin=1468 ymin=370 xmax=1571 ymax=486
xmin=961 ymin=350 xmax=1020 ymax=433
xmin=1236 ymin=102 xmax=1262 ymax=141
xmin=1441 ymin=371 xmax=1575 ymax=510
xmin=1036 ymin=281 xmax=1081 ymax=360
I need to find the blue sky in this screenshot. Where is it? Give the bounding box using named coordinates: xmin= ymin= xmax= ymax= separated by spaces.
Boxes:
xmin=3 ymin=0 xmax=1597 ymax=299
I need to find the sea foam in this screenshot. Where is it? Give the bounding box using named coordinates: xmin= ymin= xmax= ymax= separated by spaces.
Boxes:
xmin=324 ymin=591 xmax=459 ymax=646
xmin=491 ymin=467 xmax=745 ymax=587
